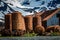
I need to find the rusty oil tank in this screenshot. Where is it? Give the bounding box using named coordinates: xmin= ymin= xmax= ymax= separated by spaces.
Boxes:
xmin=5 ymin=13 xmax=12 ymax=32
xmin=33 ymin=15 xmax=42 ymax=28
xmin=24 ymin=15 xmax=33 ymax=32
xmin=33 ymin=15 xmax=45 ymax=34
xmin=12 ymin=11 xmax=26 ymax=31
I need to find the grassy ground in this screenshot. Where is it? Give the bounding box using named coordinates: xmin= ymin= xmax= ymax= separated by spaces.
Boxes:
xmin=0 ymin=32 xmax=60 ymax=37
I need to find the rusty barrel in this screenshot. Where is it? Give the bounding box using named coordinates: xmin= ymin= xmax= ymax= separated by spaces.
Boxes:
xmin=12 ymin=11 xmax=26 ymax=31
xmin=24 ymin=15 xmax=33 ymax=32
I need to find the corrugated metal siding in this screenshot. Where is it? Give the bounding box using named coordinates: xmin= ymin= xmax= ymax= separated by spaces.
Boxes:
xmin=47 ymin=14 xmax=59 ymax=26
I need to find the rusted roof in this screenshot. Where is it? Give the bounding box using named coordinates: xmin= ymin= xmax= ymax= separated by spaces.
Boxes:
xmin=40 ymin=8 xmax=60 ymax=21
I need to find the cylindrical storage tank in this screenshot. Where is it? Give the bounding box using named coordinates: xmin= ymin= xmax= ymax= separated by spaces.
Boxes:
xmin=5 ymin=14 xmax=12 ymax=33
xmin=24 ymin=15 xmax=33 ymax=32
xmin=33 ymin=15 xmax=42 ymax=29
xmin=33 ymin=15 xmax=45 ymax=34
xmin=12 ymin=11 xmax=26 ymax=31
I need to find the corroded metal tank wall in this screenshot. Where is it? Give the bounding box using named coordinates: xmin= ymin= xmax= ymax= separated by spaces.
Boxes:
xmin=33 ymin=15 xmax=42 ymax=28
xmin=5 ymin=14 xmax=12 ymax=31
xmin=12 ymin=11 xmax=26 ymax=31
xmin=24 ymin=15 xmax=33 ymax=32
xmin=33 ymin=15 xmax=45 ymax=34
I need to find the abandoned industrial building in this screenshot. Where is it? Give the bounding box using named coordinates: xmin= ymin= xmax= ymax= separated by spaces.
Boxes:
xmin=1 ymin=8 xmax=60 ymax=36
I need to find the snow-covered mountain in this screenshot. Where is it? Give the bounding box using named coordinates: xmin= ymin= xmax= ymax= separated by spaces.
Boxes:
xmin=0 ymin=0 xmax=60 ymax=19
